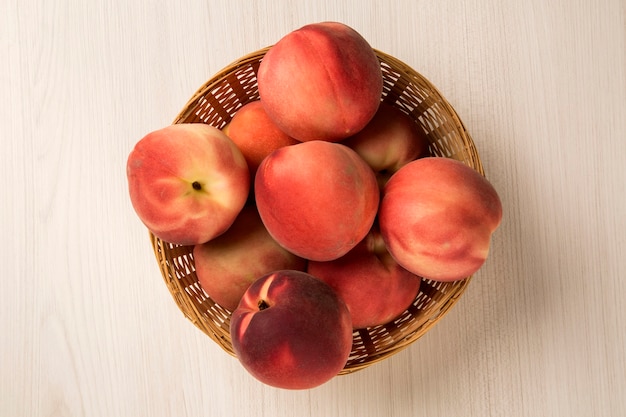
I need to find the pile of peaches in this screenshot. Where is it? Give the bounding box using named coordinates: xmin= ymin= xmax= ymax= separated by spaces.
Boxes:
xmin=126 ymin=22 xmax=502 ymax=390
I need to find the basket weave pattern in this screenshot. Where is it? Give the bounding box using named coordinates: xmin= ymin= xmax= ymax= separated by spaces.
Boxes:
xmin=150 ymin=47 xmax=483 ymax=374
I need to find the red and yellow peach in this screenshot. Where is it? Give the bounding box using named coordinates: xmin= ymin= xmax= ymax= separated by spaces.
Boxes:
xmin=230 ymin=270 xmax=353 ymax=390
xmin=257 ymin=21 xmax=383 ymax=142
xmin=379 ymin=157 xmax=503 ymax=281
xmin=193 ymin=206 xmax=306 ymax=311
xmin=254 ymin=140 xmax=380 ymax=262
xmin=307 ymin=226 xmax=421 ymax=329
xmin=342 ymin=102 xmax=430 ymax=187
xmin=223 ymin=100 xmax=300 ymax=177
xmin=126 ymin=123 xmax=249 ymax=245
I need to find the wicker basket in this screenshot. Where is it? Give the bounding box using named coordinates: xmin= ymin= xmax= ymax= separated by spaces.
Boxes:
xmin=150 ymin=47 xmax=483 ymax=374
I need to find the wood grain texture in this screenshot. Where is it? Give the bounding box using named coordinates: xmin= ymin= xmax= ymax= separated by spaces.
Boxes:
xmin=2 ymin=0 xmax=625 ymax=416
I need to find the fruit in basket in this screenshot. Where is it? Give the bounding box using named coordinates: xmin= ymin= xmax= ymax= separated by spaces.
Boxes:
xmin=222 ymin=100 xmax=300 ymax=177
xmin=126 ymin=123 xmax=249 ymax=246
xmin=254 ymin=140 xmax=380 ymax=262
xmin=379 ymin=157 xmax=503 ymax=282
xmin=307 ymin=226 xmax=422 ymax=329
xmin=230 ymin=270 xmax=353 ymax=390
xmin=193 ymin=206 xmax=306 ymax=311
xmin=342 ymin=102 xmax=430 ymax=187
xmin=257 ymin=21 xmax=383 ymax=142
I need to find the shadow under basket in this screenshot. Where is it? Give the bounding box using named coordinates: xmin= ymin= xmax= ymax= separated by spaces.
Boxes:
xmin=149 ymin=47 xmax=484 ymax=375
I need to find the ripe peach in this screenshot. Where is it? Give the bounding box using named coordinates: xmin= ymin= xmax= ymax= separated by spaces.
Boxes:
xmin=379 ymin=157 xmax=503 ymax=281
xmin=230 ymin=270 xmax=353 ymax=390
xmin=126 ymin=123 xmax=249 ymax=245
xmin=342 ymin=103 xmax=430 ymax=187
xmin=254 ymin=140 xmax=380 ymax=262
xmin=257 ymin=21 xmax=383 ymax=142
xmin=307 ymin=226 xmax=421 ymax=329
xmin=224 ymin=101 xmax=300 ymax=176
xmin=193 ymin=206 xmax=306 ymax=311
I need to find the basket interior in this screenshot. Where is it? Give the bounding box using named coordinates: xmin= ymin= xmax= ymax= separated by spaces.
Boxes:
xmin=151 ymin=47 xmax=482 ymax=374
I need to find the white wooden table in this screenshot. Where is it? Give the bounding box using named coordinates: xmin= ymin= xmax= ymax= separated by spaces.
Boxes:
xmin=2 ymin=1 xmax=625 ymax=416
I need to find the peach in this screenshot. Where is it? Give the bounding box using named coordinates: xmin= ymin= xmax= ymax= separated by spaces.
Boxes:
xmin=126 ymin=123 xmax=249 ymax=245
xmin=193 ymin=206 xmax=306 ymax=311
xmin=342 ymin=103 xmax=430 ymax=187
xmin=379 ymin=157 xmax=503 ymax=281
xmin=224 ymin=101 xmax=300 ymax=176
xmin=230 ymin=270 xmax=353 ymax=389
xmin=257 ymin=21 xmax=383 ymax=142
xmin=254 ymin=140 xmax=380 ymax=262
xmin=307 ymin=226 xmax=421 ymax=329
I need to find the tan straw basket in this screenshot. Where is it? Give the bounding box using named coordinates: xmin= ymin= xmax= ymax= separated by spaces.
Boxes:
xmin=150 ymin=47 xmax=483 ymax=374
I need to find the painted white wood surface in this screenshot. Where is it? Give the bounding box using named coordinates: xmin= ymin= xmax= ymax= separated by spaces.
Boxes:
xmin=2 ymin=1 xmax=625 ymax=416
